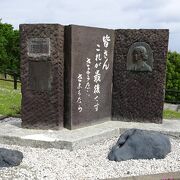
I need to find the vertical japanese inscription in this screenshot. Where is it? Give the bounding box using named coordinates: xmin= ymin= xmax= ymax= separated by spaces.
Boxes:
xmin=93 ymin=35 xmax=111 ymax=112
xmin=77 ymin=74 xmax=83 ymax=112
xmin=85 ymin=58 xmax=91 ymax=96
xmin=93 ymin=44 xmax=101 ymax=112
xmin=75 ymin=34 xmax=112 ymax=113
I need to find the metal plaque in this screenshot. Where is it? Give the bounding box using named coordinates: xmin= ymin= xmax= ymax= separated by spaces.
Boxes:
xmin=28 ymin=38 xmax=50 ymax=57
xmin=29 ymin=61 xmax=52 ymax=91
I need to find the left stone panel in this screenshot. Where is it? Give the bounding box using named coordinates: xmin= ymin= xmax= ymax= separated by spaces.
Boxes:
xmin=20 ymin=24 xmax=64 ymax=129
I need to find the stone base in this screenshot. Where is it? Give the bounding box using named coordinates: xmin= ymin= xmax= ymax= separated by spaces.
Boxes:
xmin=0 ymin=118 xmax=180 ymax=150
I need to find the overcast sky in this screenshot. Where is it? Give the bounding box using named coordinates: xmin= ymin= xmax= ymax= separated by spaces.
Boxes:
xmin=1 ymin=0 xmax=180 ymax=52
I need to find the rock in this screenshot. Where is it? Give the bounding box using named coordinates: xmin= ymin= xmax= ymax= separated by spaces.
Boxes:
xmin=0 ymin=148 xmax=23 ymax=167
xmin=108 ymin=129 xmax=171 ymax=162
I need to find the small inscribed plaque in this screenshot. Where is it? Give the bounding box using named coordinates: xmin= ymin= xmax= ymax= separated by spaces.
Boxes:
xmin=28 ymin=38 xmax=50 ymax=57
xmin=29 ymin=61 xmax=52 ymax=91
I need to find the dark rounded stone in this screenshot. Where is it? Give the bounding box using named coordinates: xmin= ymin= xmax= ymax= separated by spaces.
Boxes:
xmin=108 ymin=129 xmax=171 ymax=161
xmin=0 ymin=148 xmax=23 ymax=167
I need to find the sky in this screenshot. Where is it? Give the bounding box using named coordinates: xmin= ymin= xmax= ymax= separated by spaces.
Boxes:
xmin=1 ymin=0 xmax=180 ymax=52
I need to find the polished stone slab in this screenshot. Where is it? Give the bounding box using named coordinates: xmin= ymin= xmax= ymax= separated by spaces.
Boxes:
xmin=64 ymin=25 xmax=114 ymax=129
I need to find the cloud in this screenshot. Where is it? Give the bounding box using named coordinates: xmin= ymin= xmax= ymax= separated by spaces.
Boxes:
xmin=0 ymin=0 xmax=180 ymax=52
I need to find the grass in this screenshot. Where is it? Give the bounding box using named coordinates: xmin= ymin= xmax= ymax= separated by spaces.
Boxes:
xmin=0 ymin=79 xmax=21 ymax=116
xmin=163 ymin=109 xmax=180 ymax=119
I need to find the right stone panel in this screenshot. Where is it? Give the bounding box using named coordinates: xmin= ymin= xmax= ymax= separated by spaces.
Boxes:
xmin=112 ymin=29 xmax=169 ymax=123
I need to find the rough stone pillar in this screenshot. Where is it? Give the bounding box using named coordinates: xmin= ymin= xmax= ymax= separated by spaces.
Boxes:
xmin=20 ymin=24 xmax=64 ymax=129
xmin=112 ymin=29 xmax=169 ymax=123
xmin=64 ymin=25 xmax=114 ymax=129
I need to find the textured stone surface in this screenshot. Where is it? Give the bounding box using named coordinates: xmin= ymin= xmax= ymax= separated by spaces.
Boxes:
xmin=64 ymin=25 xmax=114 ymax=129
xmin=0 ymin=148 xmax=23 ymax=167
xmin=108 ymin=129 xmax=171 ymax=161
xmin=112 ymin=29 xmax=169 ymax=123
xmin=20 ymin=24 xmax=64 ymax=129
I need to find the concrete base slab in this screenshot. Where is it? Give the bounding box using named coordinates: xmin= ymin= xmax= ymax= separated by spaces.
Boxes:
xmin=0 ymin=118 xmax=180 ymax=150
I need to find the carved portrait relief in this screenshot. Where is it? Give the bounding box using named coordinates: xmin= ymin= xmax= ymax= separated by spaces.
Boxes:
xmin=127 ymin=42 xmax=154 ymax=72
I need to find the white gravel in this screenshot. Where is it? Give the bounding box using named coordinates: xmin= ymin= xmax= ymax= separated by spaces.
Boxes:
xmin=0 ymin=137 xmax=180 ymax=180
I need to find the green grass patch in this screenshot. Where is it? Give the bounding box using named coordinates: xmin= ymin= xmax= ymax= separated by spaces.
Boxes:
xmin=0 ymin=80 xmax=21 ymax=116
xmin=163 ymin=109 xmax=180 ymax=119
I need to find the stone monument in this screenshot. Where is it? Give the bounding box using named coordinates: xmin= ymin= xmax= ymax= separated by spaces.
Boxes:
xmin=20 ymin=24 xmax=169 ymax=130
xmin=112 ymin=29 xmax=169 ymax=123
xmin=64 ymin=25 xmax=114 ymax=129
xmin=20 ymin=24 xmax=64 ymax=129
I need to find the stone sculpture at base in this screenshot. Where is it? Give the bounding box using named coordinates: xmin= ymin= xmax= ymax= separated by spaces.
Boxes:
xmin=0 ymin=148 xmax=23 ymax=167
xmin=108 ymin=129 xmax=171 ymax=161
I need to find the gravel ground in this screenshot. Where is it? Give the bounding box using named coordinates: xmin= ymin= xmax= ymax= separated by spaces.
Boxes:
xmin=0 ymin=137 xmax=180 ymax=180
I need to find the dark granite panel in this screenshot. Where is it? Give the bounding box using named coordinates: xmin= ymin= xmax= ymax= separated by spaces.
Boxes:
xmin=64 ymin=25 xmax=114 ymax=129
xmin=29 ymin=61 xmax=52 ymax=91
xmin=20 ymin=24 xmax=64 ymax=129
xmin=112 ymin=29 xmax=169 ymax=123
